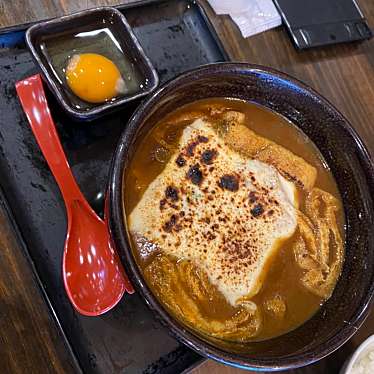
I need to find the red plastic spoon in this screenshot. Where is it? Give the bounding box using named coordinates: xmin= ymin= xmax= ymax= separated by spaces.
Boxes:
xmin=16 ymin=74 xmax=133 ymax=316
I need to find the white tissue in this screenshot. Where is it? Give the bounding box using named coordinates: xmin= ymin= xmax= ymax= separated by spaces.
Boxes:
xmin=208 ymin=0 xmax=282 ymax=38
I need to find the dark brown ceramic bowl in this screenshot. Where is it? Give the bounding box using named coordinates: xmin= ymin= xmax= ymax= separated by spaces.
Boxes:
xmin=108 ymin=63 xmax=374 ymax=371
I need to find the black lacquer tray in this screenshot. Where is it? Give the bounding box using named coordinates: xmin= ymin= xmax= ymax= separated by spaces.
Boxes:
xmin=0 ymin=1 xmax=228 ymax=372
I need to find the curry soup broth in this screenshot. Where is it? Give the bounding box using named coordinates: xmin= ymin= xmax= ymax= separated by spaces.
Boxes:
xmin=124 ymin=98 xmax=344 ymax=342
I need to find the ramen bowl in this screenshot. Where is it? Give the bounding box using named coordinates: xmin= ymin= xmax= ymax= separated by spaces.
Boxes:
xmin=108 ymin=63 xmax=374 ymax=371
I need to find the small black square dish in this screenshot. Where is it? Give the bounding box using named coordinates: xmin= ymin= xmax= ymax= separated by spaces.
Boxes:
xmin=26 ymin=7 xmax=159 ymax=120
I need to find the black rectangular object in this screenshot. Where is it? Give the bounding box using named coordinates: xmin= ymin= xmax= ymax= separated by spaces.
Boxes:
xmin=274 ymin=0 xmax=372 ymax=49
xmin=0 ymin=1 xmax=228 ymax=373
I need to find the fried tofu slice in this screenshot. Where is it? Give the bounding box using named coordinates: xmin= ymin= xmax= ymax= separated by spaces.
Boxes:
xmin=220 ymin=111 xmax=317 ymax=191
xmin=130 ymin=119 xmax=298 ymax=307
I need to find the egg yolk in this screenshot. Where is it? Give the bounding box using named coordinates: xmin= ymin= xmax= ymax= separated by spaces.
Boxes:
xmin=65 ymin=53 xmax=125 ymax=103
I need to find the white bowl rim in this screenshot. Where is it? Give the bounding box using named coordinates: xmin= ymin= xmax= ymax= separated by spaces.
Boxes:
xmin=344 ymin=334 xmax=374 ymax=373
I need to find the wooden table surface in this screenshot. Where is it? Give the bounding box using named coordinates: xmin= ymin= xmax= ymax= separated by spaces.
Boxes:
xmin=0 ymin=1 xmax=373 ymax=373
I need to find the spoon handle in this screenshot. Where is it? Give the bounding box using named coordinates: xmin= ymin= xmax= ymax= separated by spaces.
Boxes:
xmin=15 ymin=75 xmax=83 ymax=206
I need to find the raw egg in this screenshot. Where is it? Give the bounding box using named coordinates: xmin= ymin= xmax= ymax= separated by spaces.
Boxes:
xmin=65 ymin=53 xmax=125 ymax=103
